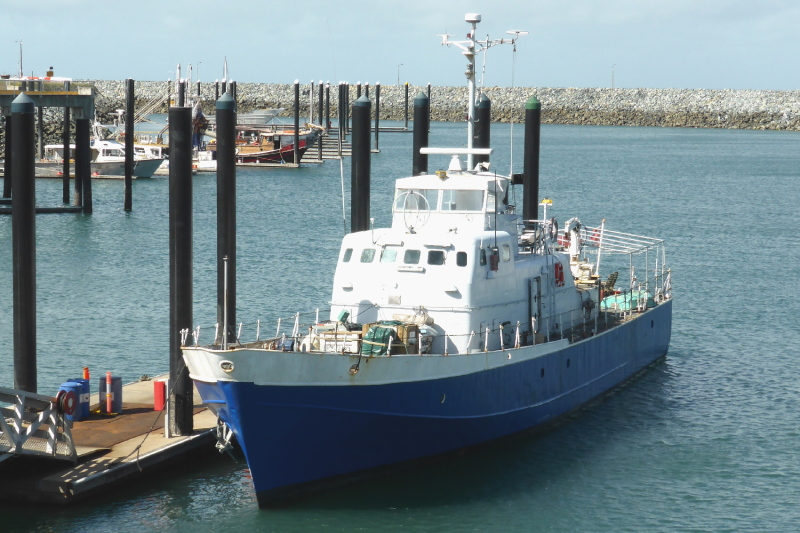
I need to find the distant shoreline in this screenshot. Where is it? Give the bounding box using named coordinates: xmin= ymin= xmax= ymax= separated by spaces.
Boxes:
xmin=94 ymin=80 xmax=800 ymax=131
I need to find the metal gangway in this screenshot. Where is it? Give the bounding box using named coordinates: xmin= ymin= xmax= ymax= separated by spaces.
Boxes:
xmin=0 ymin=387 xmax=77 ymax=464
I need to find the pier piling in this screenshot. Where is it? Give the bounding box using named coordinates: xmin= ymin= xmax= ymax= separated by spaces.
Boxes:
xmin=124 ymin=79 xmax=134 ymax=211
xmin=523 ymin=96 xmax=541 ymax=226
xmin=374 ymin=83 xmax=381 ymax=151
xmin=293 ymin=80 xmax=300 ymax=165
xmin=3 ymin=115 xmax=11 ymax=198
xmin=412 ymin=92 xmax=430 ymax=176
xmin=168 ymin=104 xmax=194 ymax=436
xmin=75 ymin=118 xmax=92 ymax=214
xmin=404 ymin=82 xmax=409 ymax=130
xmin=351 ymin=95 xmax=371 ymax=233
xmin=474 ymin=93 xmax=491 ymax=166
xmin=216 ymin=93 xmax=236 ymax=345
xmin=62 ymin=100 xmax=70 ymax=204
xmin=11 ymin=93 xmax=37 ymax=393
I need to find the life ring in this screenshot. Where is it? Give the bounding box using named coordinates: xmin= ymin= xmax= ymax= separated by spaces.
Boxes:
xmin=554 ymin=262 xmax=565 ymax=287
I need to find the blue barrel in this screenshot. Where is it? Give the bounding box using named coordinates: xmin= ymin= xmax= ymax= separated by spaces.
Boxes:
xmin=98 ymin=376 xmax=123 ymax=414
xmin=58 ymin=381 xmax=82 ymax=422
xmin=67 ymin=378 xmax=90 ymax=421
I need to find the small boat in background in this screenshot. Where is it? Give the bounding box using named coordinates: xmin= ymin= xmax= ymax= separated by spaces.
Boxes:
xmin=205 ymin=124 xmax=323 ymax=164
xmin=39 ymin=137 xmax=165 ymax=178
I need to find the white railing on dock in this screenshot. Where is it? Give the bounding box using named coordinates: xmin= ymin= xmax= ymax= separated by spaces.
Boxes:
xmin=0 ymin=387 xmax=76 ymax=463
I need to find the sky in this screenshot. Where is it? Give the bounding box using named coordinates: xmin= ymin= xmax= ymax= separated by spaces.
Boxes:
xmin=2 ymin=0 xmax=799 ymax=90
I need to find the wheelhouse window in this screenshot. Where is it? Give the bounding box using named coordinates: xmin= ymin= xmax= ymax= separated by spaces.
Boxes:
xmin=394 ymin=189 xmax=439 ymax=212
xmin=427 ymin=250 xmax=445 ymax=265
xmin=342 ymin=248 xmax=353 ymax=262
xmin=403 ymin=250 xmax=421 ymax=264
xmin=456 ymin=251 xmax=467 ymax=267
xmin=480 ymin=249 xmax=487 ymax=266
xmin=381 ymin=247 xmax=399 ymax=263
xmin=502 ymin=244 xmax=511 ymax=261
xmin=440 ymin=189 xmax=485 ymax=212
xmin=360 ymin=249 xmax=376 ymax=263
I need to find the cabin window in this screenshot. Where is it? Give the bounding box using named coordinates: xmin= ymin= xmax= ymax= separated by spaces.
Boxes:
xmin=381 ymin=247 xmax=398 ymax=263
xmin=480 ymin=249 xmax=487 ymax=266
xmin=457 ymin=252 xmax=467 ymax=267
xmin=441 ymin=189 xmax=484 ymax=212
xmin=360 ymin=249 xmax=376 ymax=263
xmin=427 ymin=250 xmax=445 ymax=265
xmin=342 ymin=248 xmax=353 ymax=262
xmin=404 ymin=250 xmax=421 ymax=264
xmin=502 ymin=244 xmax=511 ymax=261
xmin=394 ymin=189 xmax=438 ymax=212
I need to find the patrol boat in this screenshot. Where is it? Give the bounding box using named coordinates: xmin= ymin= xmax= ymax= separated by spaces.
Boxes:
xmin=182 ymin=13 xmax=673 ymax=506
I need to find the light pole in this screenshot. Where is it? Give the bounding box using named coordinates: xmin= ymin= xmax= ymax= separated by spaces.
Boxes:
xmin=16 ymin=39 xmax=23 ymax=78
xmin=197 ymin=61 xmax=202 ymax=82
xmin=397 ymin=63 xmax=403 ymax=86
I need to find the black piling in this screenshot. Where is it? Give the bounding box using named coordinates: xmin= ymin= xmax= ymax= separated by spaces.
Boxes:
xmin=196 ymin=80 xmax=201 ymax=99
xmin=404 ymin=82 xmax=409 ymax=130
xmin=62 ymin=100 xmax=70 ymax=204
xmin=168 ymin=104 xmax=194 ymax=436
xmin=325 ymin=82 xmax=331 ymax=133
xmin=124 ymin=79 xmax=134 ymax=211
xmin=74 ymin=118 xmax=90 ymax=208
xmin=3 ymin=115 xmax=11 ymax=198
xmin=523 ymin=96 xmax=541 ymax=227
xmin=351 ymin=95 xmax=371 ymax=233
xmin=216 ymin=93 xmax=236 ymax=345
xmin=374 ymin=83 xmax=381 ymax=151
xmin=356 ymin=82 xmax=361 ymax=99
xmin=412 ymin=92 xmax=430 ymax=176
xmin=37 ymin=105 xmax=44 ymax=161
xmin=79 ymin=118 xmax=93 ymax=214
xmin=215 ymin=80 xmax=219 ymax=101
xmin=11 ymin=93 xmax=36 ymax=393
xmin=317 ymin=80 xmax=324 ymax=160
xmin=293 ymin=80 xmax=300 ymax=165
xmin=345 ymin=83 xmax=350 ymax=135
xmin=230 ymin=81 xmax=237 ymax=108
xmin=427 ymin=83 xmax=432 ymax=131
xmin=338 ymin=82 xmax=345 ymax=148
xmin=177 ymin=80 xmax=185 ymax=108
xmin=473 ymin=93 xmax=491 ymax=166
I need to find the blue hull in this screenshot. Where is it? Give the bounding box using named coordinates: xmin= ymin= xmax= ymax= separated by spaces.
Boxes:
xmin=195 ymin=301 xmax=671 ymax=505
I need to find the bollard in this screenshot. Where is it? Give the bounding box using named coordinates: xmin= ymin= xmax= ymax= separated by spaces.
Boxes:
xmin=412 ymin=92 xmax=430 ymax=176
xmin=11 ymin=93 xmax=37 ymax=393
xmin=124 ymin=79 xmax=134 ymax=211
xmin=216 ymin=93 xmax=236 ymax=346
xmin=351 ymin=95 xmax=371 ymax=233
xmin=105 ymin=371 xmax=113 ymax=414
xmin=523 ymin=95 xmax=542 ymax=228
xmin=169 ymin=104 xmax=194 ymax=436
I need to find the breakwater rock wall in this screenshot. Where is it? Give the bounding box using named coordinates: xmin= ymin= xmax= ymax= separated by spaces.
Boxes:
xmin=88 ymin=81 xmax=800 ymax=131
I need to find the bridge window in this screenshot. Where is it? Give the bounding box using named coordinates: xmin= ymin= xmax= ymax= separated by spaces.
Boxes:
xmin=404 ymin=250 xmax=421 ymax=264
xmin=360 ymin=249 xmax=376 ymax=263
xmin=502 ymin=244 xmax=511 ymax=261
xmin=381 ymin=247 xmax=398 ymax=263
xmin=394 ymin=189 xmax=439 ymax=212
xmin=457 ymin=251 xmax=467 ymax=266
xmin=427 ymin=250 xmax=445 ymax=265
xmin=342 ymin=248 xmax=353 ymax=262
xmin=441 ymin=189 xmax=484 ymax=212
xmin=480 ymin=249 xmax=487 ymax=266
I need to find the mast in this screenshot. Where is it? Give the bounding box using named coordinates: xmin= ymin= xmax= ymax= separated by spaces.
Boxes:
xmin=440 ymin=14 xmax=527 ymax=170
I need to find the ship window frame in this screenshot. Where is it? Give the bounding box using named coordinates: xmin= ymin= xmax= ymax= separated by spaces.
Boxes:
xmin=403 ymin=249 xmax=421 ymax=264
xmin=342 ymin=248 xmax=353 ymax=263
xmin=360 ymin=248 xmax=376 ymax=263
xmin=502 ymin=244 xmax=511 ymax=262
xmin=427 ymin=250 xmax=445 ymax=265
xmin=456 ymin=251 xmax=468 ymax=267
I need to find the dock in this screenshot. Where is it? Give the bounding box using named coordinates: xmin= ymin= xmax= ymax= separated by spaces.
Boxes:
xmin=0 ymin=376 xmax=217 ymax=505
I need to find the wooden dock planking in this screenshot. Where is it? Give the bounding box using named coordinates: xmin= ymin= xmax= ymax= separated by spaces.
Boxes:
xmin=0 ymin=376 xmax=218 ymax=504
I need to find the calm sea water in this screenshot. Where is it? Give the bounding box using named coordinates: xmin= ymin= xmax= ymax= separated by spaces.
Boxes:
xmin=1 ymin=120 xmax=799 ymax=532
